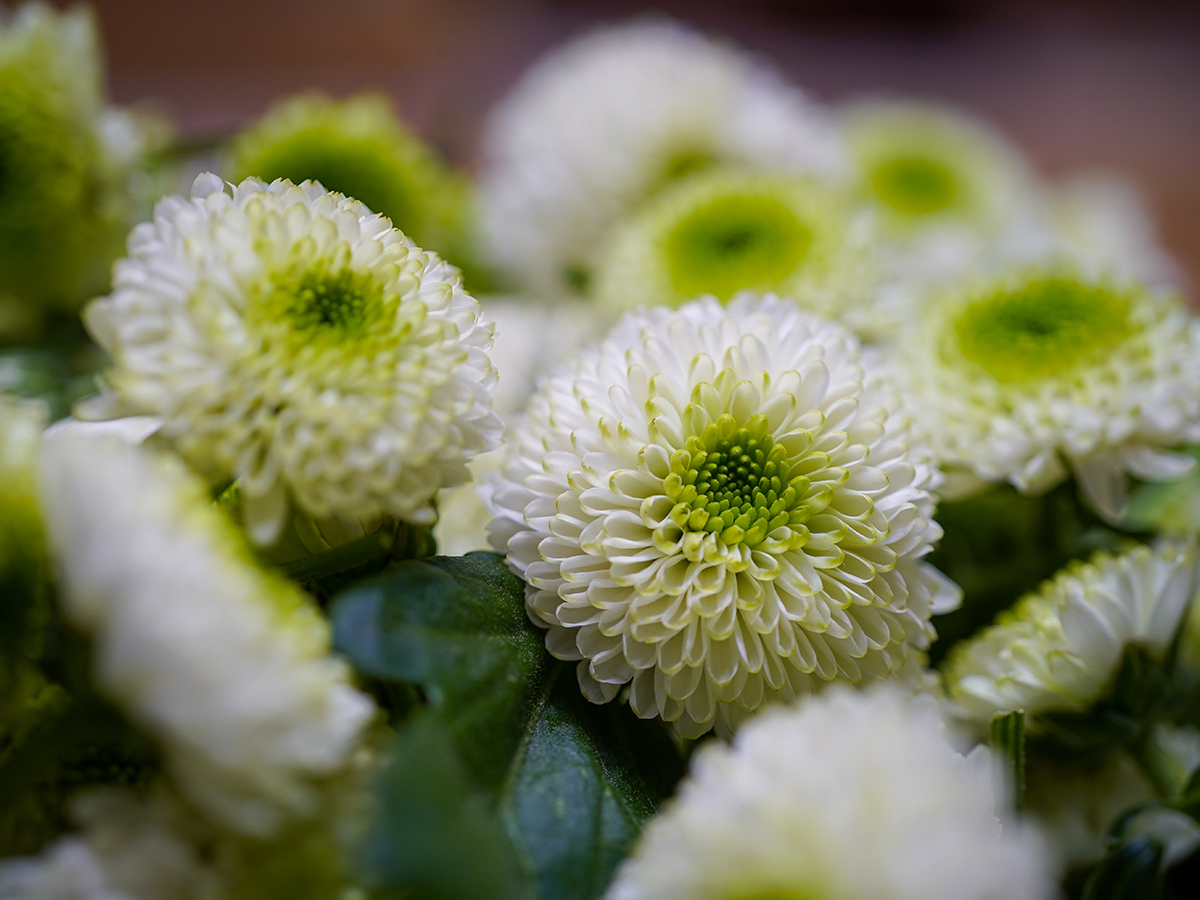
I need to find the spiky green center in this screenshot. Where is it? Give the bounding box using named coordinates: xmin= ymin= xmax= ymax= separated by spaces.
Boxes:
xmin=953 ymin=276 xmax=1134 ymax=384
xmin=664 ymin=416 xmax=810 ymax=549
xmin=868 ymin=154 xmax=959 ymax=217
xmin=251 ymin=261 xmax=407 ymax=360
xmin=285 ymin=268 xmax=379 ymax=336
xmin=664 ymin=193 xmax=813 ymax=302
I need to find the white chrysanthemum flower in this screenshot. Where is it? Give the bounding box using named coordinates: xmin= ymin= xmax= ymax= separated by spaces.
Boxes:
xmin=38 ymin=428 xmax=375 ymax=837
xmin=842 ymin=98 xmax=1039 ymax=237
xmin=478 ymin=18 xmax=843 ymax=296
xmin=594 ymin=171 xmax=890 ymax=337
xmin=488 ymin=296 xmax=959 ymax=737
xmin=0 ymin=789 xmax=221 ymax=900
xmin=943 ymin=539 xmax=1200 ymax=731
xmin=838 ymin=99 xmax=1055 ymax=322
xmin=605 ymin=685 xmax=1055 ymax=900
xmin=891 ymin=268 xmax=1200 ymax=518
xmin=0 ymin=2 xmax=140 ymax=315
xmin=80 ymin=173 xmax=502 ymax=546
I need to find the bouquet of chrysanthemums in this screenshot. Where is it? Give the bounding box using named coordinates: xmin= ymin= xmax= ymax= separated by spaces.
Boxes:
xmin=4 ymin=4 xmax=1200 ymax=898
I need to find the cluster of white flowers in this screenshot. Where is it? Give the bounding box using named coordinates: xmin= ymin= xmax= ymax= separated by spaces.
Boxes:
xmin=4 ymin=7 xmax=1200 ymax=900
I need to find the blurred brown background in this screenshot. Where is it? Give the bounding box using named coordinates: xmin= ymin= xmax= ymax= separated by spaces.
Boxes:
xmin=82 ymin=0 xmax=1200 ymax=288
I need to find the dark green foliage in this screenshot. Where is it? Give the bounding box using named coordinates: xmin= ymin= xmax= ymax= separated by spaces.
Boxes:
xmin=331 ymin=553 xmax=686 ymax=900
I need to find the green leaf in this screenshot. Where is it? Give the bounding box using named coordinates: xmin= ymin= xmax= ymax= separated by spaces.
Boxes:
xmin=333 ymin=552 xmax=548 ymax=790
xmin=331 ymin=552 xmax=685 ymax=900
xmin=1082 ymin=835 xmax=1165 ymax=900
xmin=500 ymin=667 xmax=681 ymax=900
xmin=362 ymin=713 xmax=532 ymax=900
xmin=988 ymin=710 xmax=1025 ymax=809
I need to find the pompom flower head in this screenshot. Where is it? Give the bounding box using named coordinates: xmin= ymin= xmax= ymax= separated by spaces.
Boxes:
xmin=0 ymin=2 xmax=134 ymax=316
xmin=595 ymin=171 xmax=883 ymax=335
xmin=478 ymin=18 xmax=843 ymax=296
xmin=488 ymin=296 xmax=959 ymax=737
xmin=229 ymin=92 xmax=468 ymax=257
xmin=604 ymin=685 xmax=1054 ymax=900
xmin=943 ymin=539 xmax=1200 ymax=732
xmin=81 ymin=174 xmax=502 ymax=545
xmin=893 ymin=268 xmax=1200 ymax=518
xmin=37 ymin=426 xmax=376 ymax=838
xmin=842 ymin=99 xmax=1036 ymax=236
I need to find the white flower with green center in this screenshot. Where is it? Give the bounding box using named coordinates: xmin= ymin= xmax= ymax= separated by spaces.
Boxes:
xmin=892 ymin=268 xmax=1200 ymax=519
xmin=943 ymin=539 xmax=1200 ymax=732
xmin=229 ymin=92 xmax=468 ymax=258
xmin=594 ymin=171 xmax=890 ymax=337
xmin=604 ymin=686 xmax=1054 ymax=900
xmin=478 ymin=19 xmax=843 ymax=297
xmin=487 ymin=296 xmax=959 ymax=738
xmin=842 ymin=99 xmax=1037 ymax=235
xmin=0 ymin=2 xmax=138 ymax=314
xmin=38 ymin=427 xmax=376 ymax=837
xmin=80 ymin=174 xmax=502 ymax=546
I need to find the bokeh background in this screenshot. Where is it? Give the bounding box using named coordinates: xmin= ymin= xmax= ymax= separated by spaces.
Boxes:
xmin=85 ymin=0 xmax=1200 ymax=286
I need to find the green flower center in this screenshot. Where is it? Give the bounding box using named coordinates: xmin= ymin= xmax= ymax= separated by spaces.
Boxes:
xmin=953 ymin=276 xmax=1134 ymax=384
xmin=664 ymin=416 xmax=810 ymax=548
xmin=251 ymin=262 xmax=403 ymax=359
xmin=285 ymin=268 xmax=379 ymax=336
xmin=664 ymin=193 xmax=813 ymax=302
xmin=868 ymin=154 xmax=959 ymax=216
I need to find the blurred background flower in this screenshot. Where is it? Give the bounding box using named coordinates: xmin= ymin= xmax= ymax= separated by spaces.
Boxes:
xmin=77 ymin=0 xmax=1200 ymax=293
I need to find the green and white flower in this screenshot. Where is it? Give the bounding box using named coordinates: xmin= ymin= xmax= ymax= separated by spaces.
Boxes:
xmin=229 ymin=92 xmax=468 ymax=257
xmin=942 ymin=539 xmax=1200 ymax=731
xmin=478 ymin=19 xmax=843 ymax=297
xmin=0 ymin=2 xmax=140 ymax=317
xmin=80 ymin=174 xmax=502 ymax=546
xmin=38 ymin=427 xmax=376 ymax=837
xmin=891 ymin=268 xmax=1200 ymax=518
xmin=604 ymin=685 xmax=1054 ymax=900
xmin=488 ymin=295 xmax=958 ymax=737
xmin=594 ymin=171 xmax=889 ymax=337
xmin=842 ymin=98 xmax=1038 ymax=237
